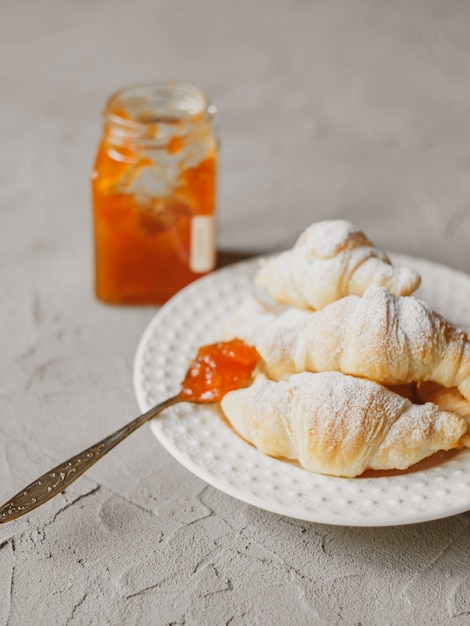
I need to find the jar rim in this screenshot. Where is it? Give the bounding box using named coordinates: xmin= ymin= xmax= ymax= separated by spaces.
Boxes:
xmin=104 ymin=81 xmax=216 ymax=147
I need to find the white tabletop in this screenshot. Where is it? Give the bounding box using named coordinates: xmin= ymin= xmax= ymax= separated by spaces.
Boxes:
xmin=1 ymin=1 xmax=470 ymax=624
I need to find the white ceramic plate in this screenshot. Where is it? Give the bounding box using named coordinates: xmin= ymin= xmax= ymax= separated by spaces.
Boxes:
xmin=133 ymin=254 xmax=470 ymax=527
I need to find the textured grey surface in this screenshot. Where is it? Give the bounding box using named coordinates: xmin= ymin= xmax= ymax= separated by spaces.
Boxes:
xmin=2 ymin=0 xmax=470 ymax=624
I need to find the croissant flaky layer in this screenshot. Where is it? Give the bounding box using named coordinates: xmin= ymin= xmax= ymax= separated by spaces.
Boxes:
xmin=255 ymin=219 xmax=421 ymax=310
xmin=255 ymin=285 xmax=470 ymax=401
xmin=417 ymin=383 xmax=470 ymax=447
xmin=221 ymin=372 xmax=466 ymax=477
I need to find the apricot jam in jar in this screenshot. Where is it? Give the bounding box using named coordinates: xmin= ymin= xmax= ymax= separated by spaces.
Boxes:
xmin=91 ymin=82 xmax=218 ymax=304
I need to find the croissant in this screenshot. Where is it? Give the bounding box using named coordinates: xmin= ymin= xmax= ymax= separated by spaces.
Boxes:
xmin=256 ymin=284 xmax=470 ymax=401
xmin=416 ymin=383 xmax=470 ymax=447
xmin=255 ymin=219 xmax=421 ymax=309
xmin=221 ymin=372 xmax=466 ymax=477
xmin=222 ymin=295 xmax=276 ymax=345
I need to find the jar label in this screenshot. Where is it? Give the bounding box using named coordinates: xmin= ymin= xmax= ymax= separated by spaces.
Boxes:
xmin=190 ymin=216 xmax=216 ymax=273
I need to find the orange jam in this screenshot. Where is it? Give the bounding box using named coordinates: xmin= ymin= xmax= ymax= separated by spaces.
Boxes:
xmin=179 ymin=339 xmax=259 ymax=403
xmin=91 ymin=83 xmax=218 ymax=305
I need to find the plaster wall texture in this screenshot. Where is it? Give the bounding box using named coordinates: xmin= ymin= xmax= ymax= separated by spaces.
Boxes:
xmin=1 ymin=1 xmax=470 ymax=624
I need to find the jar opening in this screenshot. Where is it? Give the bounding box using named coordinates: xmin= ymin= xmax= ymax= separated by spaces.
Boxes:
xmin=105 ymin=82 xmax=215 ymax=147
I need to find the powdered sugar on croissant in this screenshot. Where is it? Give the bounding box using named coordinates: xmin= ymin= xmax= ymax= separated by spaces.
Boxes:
xmin=417 ymin=383 xmax=470 ymax=447
xmin=221 ymin=372 xmax=465 ymax=477
xmin=255 ymin=220 xmax=421 ymax=309
xmin=256 ymin=285 xmax=470 ymax=402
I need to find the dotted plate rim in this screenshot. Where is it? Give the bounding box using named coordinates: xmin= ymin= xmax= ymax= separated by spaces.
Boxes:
xmin=133 ymin=254 xmax=470 ymax=527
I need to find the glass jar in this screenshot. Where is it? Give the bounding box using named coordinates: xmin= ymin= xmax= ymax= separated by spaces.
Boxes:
xmin=91 ymin=82 xmax=218 ymax=305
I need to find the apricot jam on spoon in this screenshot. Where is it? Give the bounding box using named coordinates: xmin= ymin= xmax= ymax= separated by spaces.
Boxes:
xmin=179 ymin=338 xmax=259 ymax=403
xmin=0 ymin=339 xmax=259 ymax=523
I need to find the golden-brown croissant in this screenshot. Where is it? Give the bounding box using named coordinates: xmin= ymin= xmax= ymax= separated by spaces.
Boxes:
xmin=256 ymin=285 xmax=470 ymax=401
xmin=221 ymin=372 xmax=466 ymax=477
xmin=416 ymin=382 xmax=470 ymax=447
xmin=255 ymin=219 xmax=421 ymax=309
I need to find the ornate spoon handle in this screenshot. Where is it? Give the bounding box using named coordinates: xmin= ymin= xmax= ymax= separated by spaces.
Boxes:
xmin=0 ymin=395 xmax=180 ymax=524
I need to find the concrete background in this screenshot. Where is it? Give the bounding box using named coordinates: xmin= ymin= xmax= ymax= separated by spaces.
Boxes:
xmin=1 ymin=0 xmax=470 ymax=624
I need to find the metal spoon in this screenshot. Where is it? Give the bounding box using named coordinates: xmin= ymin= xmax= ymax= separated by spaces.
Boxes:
xmin=0 ymin=394 xmax=182 ymax=523
xmin=0 ymin=338 xmax=259 ymax=523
